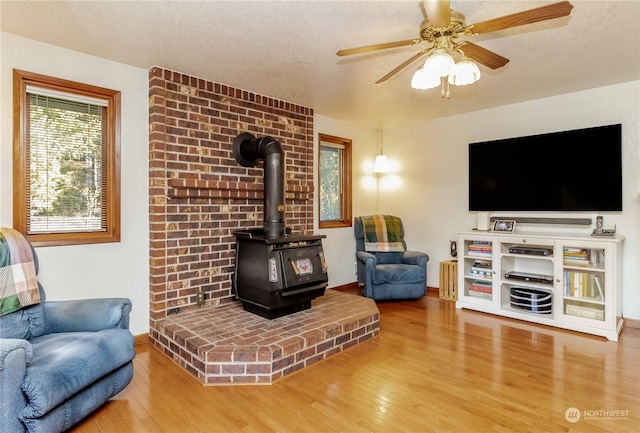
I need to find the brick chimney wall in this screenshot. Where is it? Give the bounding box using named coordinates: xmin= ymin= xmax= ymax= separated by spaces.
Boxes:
xmin=148 ymin=67 xmax=315 ymax=329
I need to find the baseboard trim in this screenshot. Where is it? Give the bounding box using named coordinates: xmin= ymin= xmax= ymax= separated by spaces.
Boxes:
xmin=134 ymin=333 xmax=149 ymax=346
xmin=331 ymin=282 xmax=439 ymax=297
xmin=331 ymin=282 xmax=359 ymax=292
xmin=624 ymin=318 xmax=640 ymax=330
xmin=427 ymin=286 xmax=439 ymax=295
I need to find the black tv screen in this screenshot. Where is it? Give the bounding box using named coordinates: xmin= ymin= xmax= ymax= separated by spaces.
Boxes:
xmin=469 ymin=124 xmax=622 ymax=212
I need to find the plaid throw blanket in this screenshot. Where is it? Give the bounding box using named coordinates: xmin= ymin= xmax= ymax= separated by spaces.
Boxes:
xmin=361 ymin=215 xmax=406 ymax=252
xmin=0 ymin=228 xmax=40 ymax=316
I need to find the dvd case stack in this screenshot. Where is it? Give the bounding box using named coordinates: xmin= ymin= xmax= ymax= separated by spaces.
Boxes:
xmin=468 ymin=241 xmax=492 ymax=257
xmin=563 ymin=247 xmax=590 ymax=267
xmin=468 ymin=281 xmax=492 ymax=299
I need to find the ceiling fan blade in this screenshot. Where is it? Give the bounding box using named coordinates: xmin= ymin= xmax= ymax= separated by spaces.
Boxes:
xmin=469 ymin=1 xmax=574 ymax=35
xmin=376 ymin=50 xmax=429 ymax=84
xmin=424 ymin=0 xmax=451 ymax=28
xmin=458 ymin=41 xmax=509 ymax=69
xmin=337 ymin=39 xmax=420 ymax=56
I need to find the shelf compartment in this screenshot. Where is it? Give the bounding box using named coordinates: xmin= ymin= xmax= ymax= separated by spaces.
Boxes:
xmin=501 ymin=252 xmax=554 ymax=284
xmin=509 ymin=287 xmax=553 ymax=315
xmin=464 ymin=279 xmax=493 ymax=301
xmin=563 ymin=271 xmax=604 ymax=301
xmin=500 ymin=241 xmax=554 ymax=257
xmin=464 ymin=240 xmax=493 ymax=258
xmin=468 ymin=258 xmax=492 ymax=280
xmin=564 ymin=299 xmax=605 ymax=321
xmin=562 ymin=247 xmax=605 ymax=270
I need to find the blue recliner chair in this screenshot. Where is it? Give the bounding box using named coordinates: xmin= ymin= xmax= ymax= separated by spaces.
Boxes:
xmin=354 ymin=215 xmax=429 ymax=300
xmin=0 ymin=228 xmax=135 ymax=433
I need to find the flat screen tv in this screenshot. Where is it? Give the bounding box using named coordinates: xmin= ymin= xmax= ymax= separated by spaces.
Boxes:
xmin=468 ymin=124 xmax=622 ymax=212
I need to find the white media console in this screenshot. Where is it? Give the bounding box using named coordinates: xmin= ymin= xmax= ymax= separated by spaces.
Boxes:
xmin=456 ymin=231 xmax=624 ymax=341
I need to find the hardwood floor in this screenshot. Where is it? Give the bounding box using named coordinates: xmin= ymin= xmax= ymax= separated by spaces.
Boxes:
xmin=71 ymin=292 xmax=639 ymax=433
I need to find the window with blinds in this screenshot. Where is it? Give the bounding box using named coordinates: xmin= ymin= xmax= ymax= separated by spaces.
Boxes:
xmin=13 ymin=69 xmax=121 ymax=246
xmin=27 ymin=90 xmax=107 ymax=234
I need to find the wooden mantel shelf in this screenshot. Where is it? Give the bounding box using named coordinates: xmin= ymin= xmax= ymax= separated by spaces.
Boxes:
xmin=167 ymin=178 xmax=313 ymax=201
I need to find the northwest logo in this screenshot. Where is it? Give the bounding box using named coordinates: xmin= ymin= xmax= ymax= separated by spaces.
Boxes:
xmin=565 ymin=407 xmax=581 ymax=423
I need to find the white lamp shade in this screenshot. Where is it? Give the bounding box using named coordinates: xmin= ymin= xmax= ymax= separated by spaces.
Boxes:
xmin=374 ymin=155 xmax=390 ymax=173
xmin=411 ymin=67 xmax=440 ymax=90
xmin=424 ymin=49 xmax=455 ymax=78
xmin=448 ymin=58 xmax=481 ymax=86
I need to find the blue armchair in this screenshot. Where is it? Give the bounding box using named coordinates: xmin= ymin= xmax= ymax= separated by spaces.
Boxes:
xmin=0 ymin=229 xmax=135 ymax=433
xmin=354 ymin=215 xmax=429 ymax=300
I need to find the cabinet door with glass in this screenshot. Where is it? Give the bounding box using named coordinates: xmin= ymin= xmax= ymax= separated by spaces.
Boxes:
xmin=458 ymin=234 xmax=498 ymax=309
xmin=555 ymin=239 xmax=619 ymax=333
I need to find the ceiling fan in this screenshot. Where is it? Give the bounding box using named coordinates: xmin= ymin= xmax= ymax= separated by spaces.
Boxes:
xmin=337 ymin=0 xmax=574 ymax=97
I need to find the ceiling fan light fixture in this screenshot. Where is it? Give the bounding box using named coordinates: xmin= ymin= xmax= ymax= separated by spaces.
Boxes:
xmin=423 ymin=49 xmax=455 ymax=78
xmin=411 ymin=67 xmax=440 ymax=90
xmin=338 ymin=0 xmax=575 ymax=97
xmin=448 ymin=57 xmax=481 ymax=86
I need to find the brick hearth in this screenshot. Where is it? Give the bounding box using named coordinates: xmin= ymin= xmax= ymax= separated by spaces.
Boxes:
xmin=151 ymin=290 xmax=380 ymax=385
xmin=147 ymin=68 xmax=373 ymax=384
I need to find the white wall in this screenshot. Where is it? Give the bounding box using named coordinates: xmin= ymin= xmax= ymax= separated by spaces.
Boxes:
xmin=313 ymin=115 xmax=377 ymax=287
xmin=4 ymin=33 xmax=637 ymax=330
xmin=0 ymin=33 xmax=150 ymax=335
xmin=381 ymin=81 xmax=640 ymax=320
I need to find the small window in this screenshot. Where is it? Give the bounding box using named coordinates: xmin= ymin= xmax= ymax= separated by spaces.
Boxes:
xmin=13 ymin=69 xmax=121 ymax=246
xmin=318 ymin=134 xmax=352 ymax=229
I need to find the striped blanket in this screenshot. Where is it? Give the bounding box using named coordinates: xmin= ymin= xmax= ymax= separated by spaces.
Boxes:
xmin=0 ymin=227 xmax=40 ymax=316
xmin=361 ymin=215 xmax=406 ymax=252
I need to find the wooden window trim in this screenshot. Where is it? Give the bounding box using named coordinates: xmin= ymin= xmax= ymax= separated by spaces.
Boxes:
xmin=13 ymin=69 xmax=121 ymax=247
xmin=318 ymin=133 xmax=352 ymax=229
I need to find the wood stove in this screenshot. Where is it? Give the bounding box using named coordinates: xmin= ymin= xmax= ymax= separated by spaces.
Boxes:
xmin=234 ymin=229 xmax=328 ymax=319
xmin=231 ymin=133 xmax=328 ymax=319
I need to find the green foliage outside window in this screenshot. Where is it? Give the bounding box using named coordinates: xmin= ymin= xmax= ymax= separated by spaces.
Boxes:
xmin=28 ymin=94 xmax=104 ymax=232
xmin=318 ymin=133 xmax=351 ymax=229
xmin=319 ymin=145 xmax=342 ymax=221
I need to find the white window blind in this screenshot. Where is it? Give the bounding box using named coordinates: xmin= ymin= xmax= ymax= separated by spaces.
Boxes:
xmin=26 ymin=87 xmax=108 ymax=234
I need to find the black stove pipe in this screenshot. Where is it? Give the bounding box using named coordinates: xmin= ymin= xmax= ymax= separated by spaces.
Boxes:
xmin=232 ymin=132 xmax=285 ymax=239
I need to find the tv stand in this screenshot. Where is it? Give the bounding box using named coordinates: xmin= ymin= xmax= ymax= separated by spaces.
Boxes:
xmin=456 ymin=231 xmax=624 ymax=341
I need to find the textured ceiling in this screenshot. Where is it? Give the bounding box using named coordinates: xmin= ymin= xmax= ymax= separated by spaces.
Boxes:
xmin=2 ymin=1 xmax=639 ymax=127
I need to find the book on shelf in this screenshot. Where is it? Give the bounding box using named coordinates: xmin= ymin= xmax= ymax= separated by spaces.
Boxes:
xmin=469 ymin=282 xmax=492 ymax=294
xmin=468 ymin=251 xmax=492 ymax=257
xmin=563 ymin=247 xmax=590 ymax=265
xmin=468 ymin=289 xmax=492 ymax=300
xmin=470 ymin=241 xmax=492 ymax=246
xmin=563 ymin=258 xmax=590 ymax=267
xmin=468 ymin=241 xmax=492 ymax=257
xmin=563 ymin=271 xmax=604 ymax=301
xmin=594 ymin=275 xmax=604 ymax=300
xmin=472 ymin=260 xmax=492 ymax=268
xmin=470 ymin=268 xmax=492 ymax=278
xmin=565 ymin=303 xmax=604 ymax=321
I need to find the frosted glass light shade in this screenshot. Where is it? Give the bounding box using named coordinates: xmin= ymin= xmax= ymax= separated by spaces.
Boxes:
xmin=423 ymin=49 xmax=454 ymax=78
xmin=411 ymin=67 xmax=440 ymax=90
xmin=449 ymin=58 xmax=481 ymax=86
xmin=374 ymin=155 xmax=390 ymax=173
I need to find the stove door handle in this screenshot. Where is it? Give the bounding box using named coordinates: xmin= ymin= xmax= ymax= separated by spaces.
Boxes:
xmin=280 ymin=283 xmax=328 ymax=297
xmin=289 ymin=259 xmax=300 ymax=276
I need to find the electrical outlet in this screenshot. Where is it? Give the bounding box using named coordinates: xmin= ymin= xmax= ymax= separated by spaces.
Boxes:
xmin=196 ymin=290 xmax=205 ymax=307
